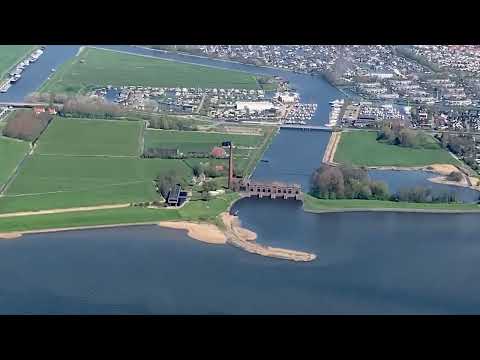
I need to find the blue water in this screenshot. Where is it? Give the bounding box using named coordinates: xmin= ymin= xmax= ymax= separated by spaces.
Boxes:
xmin=369 ymin=169 xmax=480 ymax=203
xmin=2 ymin=207 xmax=480 ymax=314
xmin=1 ymin=45 xmax=480 ymax=314
xmin=0 ymin=45 xmax=79 ymax=102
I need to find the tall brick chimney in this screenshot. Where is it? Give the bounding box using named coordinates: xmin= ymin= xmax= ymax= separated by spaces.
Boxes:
xmin=228 ymin=142 xmax=234 ymax=189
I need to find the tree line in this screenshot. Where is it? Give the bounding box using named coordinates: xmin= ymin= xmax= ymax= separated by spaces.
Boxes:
xmin=2 ymin=110 xmax=53 ymax=142
xmin=310 ymin=164 xmax=460 ymax=203
xmin=438 ymin=133 xmax=479 ymax=171
xmin=377 ymin=121 xmax=439 ymax=149
xmin=311 ymin=164 xmax=389 ymax=200
xmin=147 ymin=115 xmax=199 ymax=131
xmin=28 ymin=92 xmax=124 ymax=119
xmin=192 ymin=162 xmax=226 ymax=178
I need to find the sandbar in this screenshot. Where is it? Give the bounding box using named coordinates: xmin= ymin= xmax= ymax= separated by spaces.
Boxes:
xmin=158 ymin=221 xmax=227 ymax=244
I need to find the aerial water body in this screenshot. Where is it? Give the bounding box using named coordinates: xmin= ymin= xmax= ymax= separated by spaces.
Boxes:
xmin=2 ymin=45 xmax=480 ymax=314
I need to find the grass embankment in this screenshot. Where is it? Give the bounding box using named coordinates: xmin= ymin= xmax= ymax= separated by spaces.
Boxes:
xmin=0 ymin=136 xmax=30 ymax=187
xmin=303 ymin=194 xmax=480 ymax=212
xmin=0 ymin=45 xmax=37 ymax=79
xmin=39 ymin=46 xmax=263 ymax=94
xmin=0 ymin=193 xmax=240 ymax=234
xmin=334 ymin=130 xmax=461 ymax=167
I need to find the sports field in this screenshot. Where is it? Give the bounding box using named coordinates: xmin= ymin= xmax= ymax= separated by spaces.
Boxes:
xmin=37 ymin=117 xmax=142 ymax=156
xmin=0 ymin=45 xmax=36 ymax=79
xmin=334 ymin=130 xmax=461 ymax=167
xmin=0 ymin=136 xmax=30 ymax=188
xmin=40 ymin=47 xmax=262 ymax=94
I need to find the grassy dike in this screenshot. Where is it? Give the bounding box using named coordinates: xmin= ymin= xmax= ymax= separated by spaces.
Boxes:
xmin=0 ymin=193 xmax=240 ymax=235
xmin=303 ymin=194 xmax=480 ymax=213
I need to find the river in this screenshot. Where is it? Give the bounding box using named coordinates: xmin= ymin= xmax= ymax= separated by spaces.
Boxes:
xmin=1 ymin=45 xmax=480 ymax=314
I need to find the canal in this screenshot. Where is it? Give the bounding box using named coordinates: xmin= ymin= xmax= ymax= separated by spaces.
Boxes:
xmin=0 ymin=45 xmax=480 ymax=314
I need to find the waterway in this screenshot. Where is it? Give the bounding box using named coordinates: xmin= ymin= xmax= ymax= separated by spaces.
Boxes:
xmin=1 ymin=45 xmax=480 ymax=314
xmin=0 ymin=46 xmax=79 ymax=103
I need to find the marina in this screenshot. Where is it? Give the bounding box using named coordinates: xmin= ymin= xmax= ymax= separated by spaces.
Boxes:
xmin=1 ymin=48 xmax=44 ymax=93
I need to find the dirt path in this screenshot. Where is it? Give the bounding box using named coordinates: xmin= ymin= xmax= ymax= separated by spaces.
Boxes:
xmin=322 ymin=131 xmax=341 ymax=165
xmin=37 ymin=153 xmax=137 ymax=158
xmin=0 ymin=203 xmax=130 ymax=219
xmin=196 ymin=93 xmax=207 ymax=114
xmin=76 ymin=46 xmax=85 ymax=57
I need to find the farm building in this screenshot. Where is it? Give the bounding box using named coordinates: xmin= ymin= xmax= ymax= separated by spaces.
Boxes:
xmin=211 ymin=146 xmax=227 ymax=158
xmin=166 ymin=184 xmax=188 ymax=207
xmin=33 ymin=106 xmax=45 ymax=115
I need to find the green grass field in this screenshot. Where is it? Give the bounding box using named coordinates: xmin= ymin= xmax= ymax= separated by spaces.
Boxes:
xmin=303 ymin=194 xmax=480 ymax=212
xmin=145 ymin=129 xmax=262 ymax=153
xmin=0 ymin=114 xmax=270 ymax=216
xmin=0 ymin=45 xmax=36 ymax=79
xmin=0 ymin=136 xmax=30 ymax=187
xmin=37 ymin=117 xmax=142 ymax=156
xmin=40 ymin=47 xmax=262 ymax=94
xmin=146 ymin=127 xmax=275 ymax=176
xmin=334 ymin=130 xmax=461 ymax=167
xmin=0 ymin=155 xmax=193 ymax=213
xmin=0 ymin=193 xmax=239 ymax=233
xmin=0 ymin=118 xmax=194 ymax=213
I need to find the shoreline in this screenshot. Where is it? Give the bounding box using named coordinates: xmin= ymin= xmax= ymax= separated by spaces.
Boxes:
xmin=304 ymin=207 xmax=480 ymax=214
xmin=0 ymin=205 xmax=316 ymax=262
xmin=0 ymin=221 xmax=162 ymax=240
xmin=324 ymin=134 xmax=480 ymax=193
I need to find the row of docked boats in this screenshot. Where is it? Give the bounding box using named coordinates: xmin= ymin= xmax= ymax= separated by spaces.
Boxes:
xmin=1 ymin=47 xmax=45 ymax=92
xmin=326 ymin=99 xmax=344 ymax=127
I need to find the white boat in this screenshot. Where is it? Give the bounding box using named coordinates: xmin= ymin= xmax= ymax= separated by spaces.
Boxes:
xmin=0 ymin=82 xmax=11 ymax=93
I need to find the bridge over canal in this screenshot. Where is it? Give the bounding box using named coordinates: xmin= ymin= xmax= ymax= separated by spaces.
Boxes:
xmin=280 ymin=124 xmax=334 ymax=132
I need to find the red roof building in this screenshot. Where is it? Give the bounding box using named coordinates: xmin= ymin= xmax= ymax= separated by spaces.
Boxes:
xmin=33 ymin=106 xmax=45 ymax=115
xmin=211 ymin=146 xmax=227 ymax=158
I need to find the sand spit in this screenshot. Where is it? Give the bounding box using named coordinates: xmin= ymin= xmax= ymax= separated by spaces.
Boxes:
xmin=0 ymin=232 xmax=22 ymax=240
xmin=220 ymin=213 xmax=316 ymax=262
xmin=158 ymin=221 xmax=227 ymax=244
